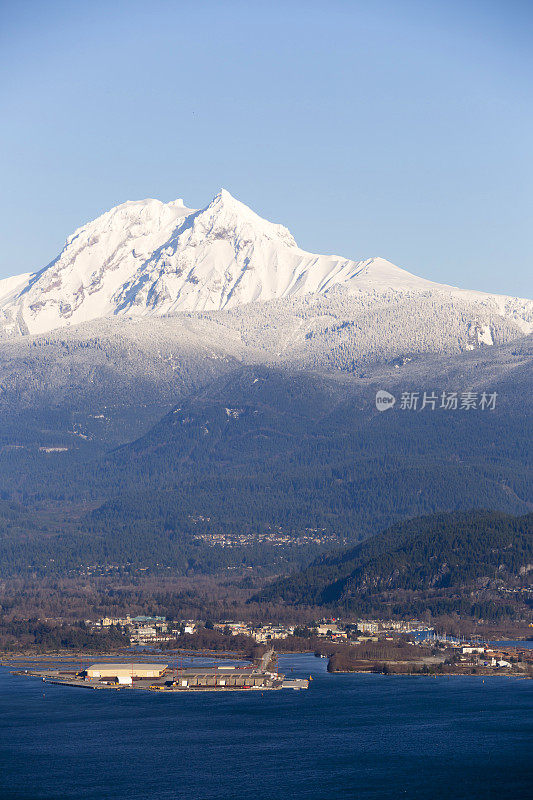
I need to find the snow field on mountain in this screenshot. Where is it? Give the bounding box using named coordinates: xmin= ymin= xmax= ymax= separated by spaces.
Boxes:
xmin=1 ymin=189 xmax=530 ymax=341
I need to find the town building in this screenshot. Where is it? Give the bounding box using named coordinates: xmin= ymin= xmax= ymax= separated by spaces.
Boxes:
xmin=357 ymin=621 xmax=379 ymax=634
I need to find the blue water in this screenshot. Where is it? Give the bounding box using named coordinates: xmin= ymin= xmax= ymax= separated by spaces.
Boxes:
xmin=1 ymin=654 xmax=531 ymax=800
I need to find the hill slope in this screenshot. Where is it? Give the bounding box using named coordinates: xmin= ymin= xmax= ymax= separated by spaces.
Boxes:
xmin=0 ymin=350 xmax=531 ymax=581
xmin=252 ymin=511 xmax=533 ymax=620
xmin=253 ymin=511 xmax=533 ymax=613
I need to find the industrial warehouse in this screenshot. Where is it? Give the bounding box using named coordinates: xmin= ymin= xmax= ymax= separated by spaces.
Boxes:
xmin=156 ymin=666 xmax=285 ymax=690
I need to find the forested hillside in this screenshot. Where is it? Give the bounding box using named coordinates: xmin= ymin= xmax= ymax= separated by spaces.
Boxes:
xmin=253 ymin=511 xmax=533 ymax=621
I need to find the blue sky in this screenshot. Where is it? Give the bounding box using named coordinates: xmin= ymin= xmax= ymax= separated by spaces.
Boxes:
xmin=1 ymin=0 xmax=532 ymax=296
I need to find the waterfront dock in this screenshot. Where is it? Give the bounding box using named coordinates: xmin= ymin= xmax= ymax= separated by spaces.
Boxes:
xmin=10 ymin=656 xmax=309 ymax=692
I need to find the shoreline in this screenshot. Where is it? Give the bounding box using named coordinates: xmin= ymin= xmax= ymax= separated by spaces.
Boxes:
xmin=329 ymin=668 xmax=531 ymax=678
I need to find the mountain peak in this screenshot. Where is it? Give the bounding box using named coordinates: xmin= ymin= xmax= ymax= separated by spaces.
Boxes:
xmin=204 ymin=187 xmax=253 ymax=217
xmin=213 ymin=187 xmax=235 ymax=203
xmin=197 ymin=188 xmax=297 ymax=249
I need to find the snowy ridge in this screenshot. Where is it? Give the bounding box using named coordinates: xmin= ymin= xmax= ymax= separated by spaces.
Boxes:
xmin=0 ymin=272 xmax=32 ymax=300
xmin=0 ymin=189 xmax=531 ymax=339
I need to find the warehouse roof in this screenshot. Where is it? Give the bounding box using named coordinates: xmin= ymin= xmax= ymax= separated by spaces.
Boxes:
xmin=175 ymin=668 xmax=260 ymax=678
xmin=88 ymin=663 xmax=168 ymax=671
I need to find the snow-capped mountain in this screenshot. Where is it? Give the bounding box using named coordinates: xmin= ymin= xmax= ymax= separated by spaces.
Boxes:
xmin=1 ymin=189 xmax=531 ymax=339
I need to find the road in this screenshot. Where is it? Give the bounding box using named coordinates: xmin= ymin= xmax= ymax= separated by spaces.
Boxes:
xmin=260 ymin=648 xmax=275 ymax=671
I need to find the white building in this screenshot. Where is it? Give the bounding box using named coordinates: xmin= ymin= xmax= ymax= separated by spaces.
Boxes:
xmin=316 ymin=624 xmax=345 ymax=637
xmin=357 ymin=621 xmax=378 ymax=634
